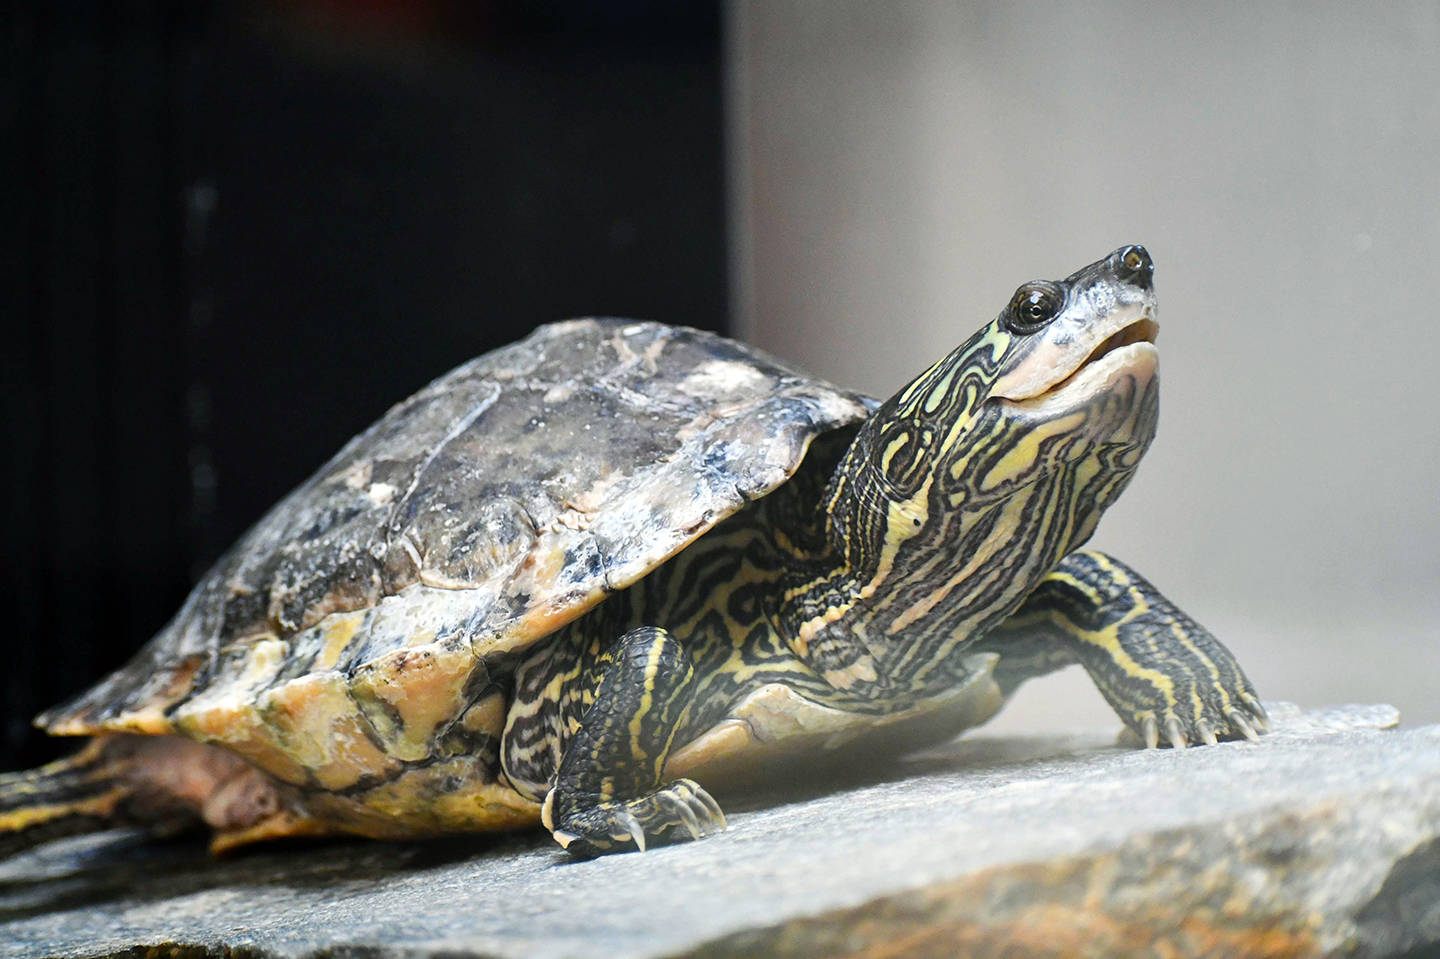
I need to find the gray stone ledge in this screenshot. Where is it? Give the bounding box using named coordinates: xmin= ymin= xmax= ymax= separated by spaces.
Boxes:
xmin=1 ymin=703 xmax=1435 ymax=959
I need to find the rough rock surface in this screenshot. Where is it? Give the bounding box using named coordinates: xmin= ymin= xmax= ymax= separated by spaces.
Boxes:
xmin=1 ymin=703 xmax=1435 ymax=959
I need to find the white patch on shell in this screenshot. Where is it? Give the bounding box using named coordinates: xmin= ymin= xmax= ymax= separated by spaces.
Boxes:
xmin=363 ymin=583 xmax=494 ymax=650
xmin=365 ymin=482 xmax=397 ymax=506
xmin=551 ymin=470 xmax=628 ymax=533
xmin=542 ymin=383 xmax=575 ymax=404
xmin=680 ymin=360 xmax=774 ymax=400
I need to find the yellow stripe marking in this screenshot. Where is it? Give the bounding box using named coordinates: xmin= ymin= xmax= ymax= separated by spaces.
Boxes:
xmin=880 ymin=434 xmax=910 ymax=475
xmin=0 ymin=785 xmax=128 ymax=832
xmin=627 ymin=635 xmax=666 ymax=777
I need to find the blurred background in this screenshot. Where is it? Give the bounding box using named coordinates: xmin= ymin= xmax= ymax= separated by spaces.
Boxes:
xmin=730 ymin=2 xmax=1440 ymax=739
xmin=2 ymin=0 xmax=1436 ymax=770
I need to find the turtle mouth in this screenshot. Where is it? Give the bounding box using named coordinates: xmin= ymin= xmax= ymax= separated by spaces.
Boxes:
xmin=1046 ymin=317 xmax=1158 ymax=396
xmin=995 ymin=316 xmax=1159 ymax=412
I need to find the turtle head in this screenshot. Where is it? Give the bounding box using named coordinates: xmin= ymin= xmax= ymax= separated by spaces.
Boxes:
xmin=936 ymin=243 xmax=1160 ymax=482
xmin=806 ymin=247 xmax=1160 ymax=681
xmin=833 ymin=244 xmax=1158 ymax=523
xmin=985 ymin=244 xmax=1158 ymax=413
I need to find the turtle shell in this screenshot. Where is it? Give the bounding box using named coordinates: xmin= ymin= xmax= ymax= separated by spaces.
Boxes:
xmin=41 ymin=319 xmax=871 ymax=792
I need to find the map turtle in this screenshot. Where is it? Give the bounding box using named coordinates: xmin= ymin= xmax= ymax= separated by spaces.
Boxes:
xmin=0 ymin=246 xmax=1267 ymax=858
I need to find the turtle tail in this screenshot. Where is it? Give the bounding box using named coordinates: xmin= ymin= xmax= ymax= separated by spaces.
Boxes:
xmin=0 ymin=737 xmax=138 ymax=858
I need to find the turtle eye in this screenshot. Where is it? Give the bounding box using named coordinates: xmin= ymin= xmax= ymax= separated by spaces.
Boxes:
xmin=1004 ymin=282 xmax=1063 ymax=334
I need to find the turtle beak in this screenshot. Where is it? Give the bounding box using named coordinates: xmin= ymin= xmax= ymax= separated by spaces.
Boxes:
xmin=991 ymin=310 xmax=1158 ymax=406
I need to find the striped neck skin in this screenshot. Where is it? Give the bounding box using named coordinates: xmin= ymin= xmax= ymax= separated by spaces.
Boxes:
xmin=777 ymin=246 xmax=1161 ymax=702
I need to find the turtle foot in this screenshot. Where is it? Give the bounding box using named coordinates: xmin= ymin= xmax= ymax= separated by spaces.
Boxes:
xmin=1121 ymin=693 xmax=1271 ymax=750
xmin=542 ymin=778 xmax=726 ymax=858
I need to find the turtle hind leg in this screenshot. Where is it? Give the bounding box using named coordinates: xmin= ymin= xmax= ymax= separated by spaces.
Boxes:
xmin=538 ymin=626 xmax=725 ymax=858
xmin=980 ymin=550 xmax=1269 ymax=749
xmin=0 ymin=736 xmax=168 ymax=858
xmin=0 ymin=733 xmax=295 ymax=859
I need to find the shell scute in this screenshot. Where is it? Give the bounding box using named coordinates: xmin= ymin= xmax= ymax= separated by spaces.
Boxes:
xmin=348 ymin=643 xmax=475 ymax=763
xmin=258 ymin=673 xmax=400 ymax=791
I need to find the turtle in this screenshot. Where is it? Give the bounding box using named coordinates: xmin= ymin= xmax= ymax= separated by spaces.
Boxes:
xmin=0 ymin=246 xmax=1268 ymax=859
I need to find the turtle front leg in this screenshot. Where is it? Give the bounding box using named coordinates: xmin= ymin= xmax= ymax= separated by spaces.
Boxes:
xmin=978 ymin=550 xmax=1269 ymax=748
xmin=540 ymin=626 xmax=725 ymax=858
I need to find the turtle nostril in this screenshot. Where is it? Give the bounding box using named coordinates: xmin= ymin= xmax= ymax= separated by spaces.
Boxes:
xmin=1114 ymin=245 xmax=1153 ymax=288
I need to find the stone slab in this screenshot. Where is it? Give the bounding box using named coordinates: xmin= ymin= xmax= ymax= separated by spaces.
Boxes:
xmin=1 ymin=703 xmax=1435 ymax=958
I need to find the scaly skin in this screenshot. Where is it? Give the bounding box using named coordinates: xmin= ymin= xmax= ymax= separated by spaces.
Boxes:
xmin=976 ymin=550 xmax=1269 ymax=747
xmin=509 ymin=247 xmax=1267 ymax=855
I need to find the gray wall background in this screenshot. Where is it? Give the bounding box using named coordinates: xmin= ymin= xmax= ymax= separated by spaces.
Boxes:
xmin=729 ymin=1 xmax=1439 ymax=731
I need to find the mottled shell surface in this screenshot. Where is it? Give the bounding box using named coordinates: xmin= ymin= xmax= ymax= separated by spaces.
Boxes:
xmin=43 ymin=320 xmax=870 ymax=789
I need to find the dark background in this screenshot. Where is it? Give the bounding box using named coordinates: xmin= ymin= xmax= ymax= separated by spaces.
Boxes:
xmin=2 ymin=0 xmax=728 ymax=770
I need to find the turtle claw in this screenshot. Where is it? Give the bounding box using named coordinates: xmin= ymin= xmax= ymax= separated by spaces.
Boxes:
xmin=1140 ymin=715 xmax=1160 ymax=749
xmin=619 ymin=810 xmax=647 ymax=852
xmin=1165 ymin=715 xmax=1188 ymax=750
xmin=669 ymin=778 xmax=727 ymax=839
xmin=1226 ymin=708 xmax=1261 ymax=742
xmin=1240 ymin=694 xmax=1270 ymax=731
xmin=694 ymin=784 xmax=728 ymax=831
xmin=661 ymin=790 xmax=703 ymax=841
xmin=547 ymin=778 xmax=725 ymax=858
xmin=1196 ymin=719 xmax=1219 ymax=747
